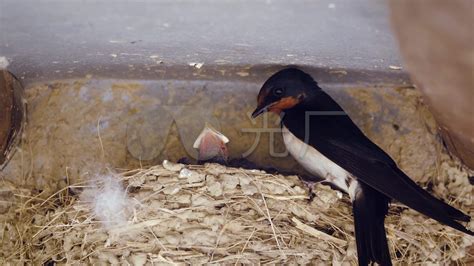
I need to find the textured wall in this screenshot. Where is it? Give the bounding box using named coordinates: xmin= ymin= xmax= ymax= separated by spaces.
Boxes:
xmin=1 ymin=78 xmax=445 ymax=194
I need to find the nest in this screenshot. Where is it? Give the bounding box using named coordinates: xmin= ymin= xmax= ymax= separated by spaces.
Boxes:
xmin=1 ymin=160 xmax=473 ymax=264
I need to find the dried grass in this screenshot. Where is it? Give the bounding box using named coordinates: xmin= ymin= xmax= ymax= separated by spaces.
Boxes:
xmin=1 ymin=160 xmax=472 ymax=265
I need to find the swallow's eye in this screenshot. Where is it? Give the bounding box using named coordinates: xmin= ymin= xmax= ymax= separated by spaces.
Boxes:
xmin=273 ymin=88 xmax=284 ymax=96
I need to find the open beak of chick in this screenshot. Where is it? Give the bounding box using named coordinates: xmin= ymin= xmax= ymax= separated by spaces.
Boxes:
xmin=193 ymin=124 xmax=229 ymax=165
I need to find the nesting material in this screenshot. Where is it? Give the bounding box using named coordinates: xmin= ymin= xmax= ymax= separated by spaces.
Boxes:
xmin=1 ymin=160 xmax=472 ymax=264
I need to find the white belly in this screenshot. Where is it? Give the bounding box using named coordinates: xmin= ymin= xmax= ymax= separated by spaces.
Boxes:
xmin=282 ymin=126 xmax=352 ymax=193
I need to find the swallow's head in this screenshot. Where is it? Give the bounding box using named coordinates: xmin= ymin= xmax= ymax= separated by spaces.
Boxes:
xmin=193 ymin=124 xmax=229 ymax=164
xmin=251 ymin=67 xmax=319 ymax=118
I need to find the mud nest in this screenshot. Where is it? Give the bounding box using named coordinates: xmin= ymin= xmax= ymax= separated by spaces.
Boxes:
xmin=1 ymin=160 xmax=473 ymax=264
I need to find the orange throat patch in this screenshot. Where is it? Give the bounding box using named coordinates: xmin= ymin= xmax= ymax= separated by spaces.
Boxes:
xmin=268 ymin=96 xmax=300 ymax=114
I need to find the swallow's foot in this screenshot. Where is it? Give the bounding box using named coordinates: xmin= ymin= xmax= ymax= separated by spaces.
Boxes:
xmin=301 ymin=179 xmax=316 ymax=203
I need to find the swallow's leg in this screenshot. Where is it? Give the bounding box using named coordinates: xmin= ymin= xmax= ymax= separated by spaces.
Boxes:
xmin=300 ymin=179 xmax=317 ymax=203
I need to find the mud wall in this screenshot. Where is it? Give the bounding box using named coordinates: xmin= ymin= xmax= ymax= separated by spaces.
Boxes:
xmin=1 ymin=76 xmax=445 ymax=195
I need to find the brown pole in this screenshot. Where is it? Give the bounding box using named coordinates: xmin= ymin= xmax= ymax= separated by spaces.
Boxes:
xmin=389 ymin=0 xmax=474 ymax=169
xmin=0 ymin=70 xmax=25 ymax=168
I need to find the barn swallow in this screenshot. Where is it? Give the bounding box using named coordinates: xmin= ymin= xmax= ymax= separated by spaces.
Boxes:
xmin=252 ymin=68 xmax=473 ymax=265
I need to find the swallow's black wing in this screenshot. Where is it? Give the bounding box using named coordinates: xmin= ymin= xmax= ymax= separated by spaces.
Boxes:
xmin=320 ymin=135 xmax=473 ymax=235
xmin=283 ymin=93 xmax=473 ymax=236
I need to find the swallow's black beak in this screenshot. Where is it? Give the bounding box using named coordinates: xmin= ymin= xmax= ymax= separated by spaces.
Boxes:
xmin=251 ymin=104 xmax=268 ymax=118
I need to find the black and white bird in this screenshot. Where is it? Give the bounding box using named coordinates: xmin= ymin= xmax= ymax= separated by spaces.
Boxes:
xmin=251 ymin=67 xmax=473 ymax=266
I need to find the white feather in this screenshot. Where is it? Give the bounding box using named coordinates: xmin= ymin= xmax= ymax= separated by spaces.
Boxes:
xmin=282 ymin=126 xmax=352 ymax=193
xmin=83 ymin=175 xmax=130 ymax=230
